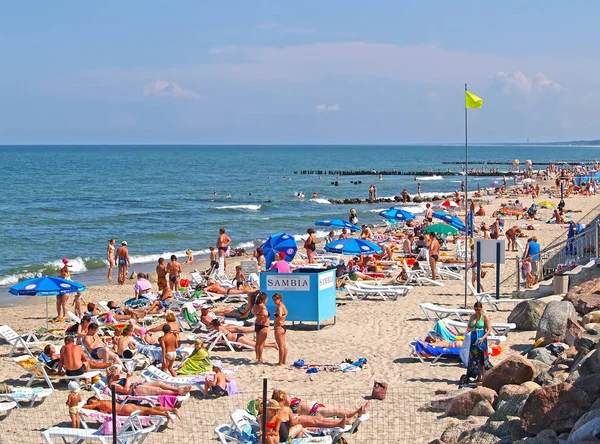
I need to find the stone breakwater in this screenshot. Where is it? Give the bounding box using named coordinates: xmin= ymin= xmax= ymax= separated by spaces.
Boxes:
xmin=328 ymin=195 xmax=455 ymax=205
xmin=295 ymin=169 xmax=508 ymax=176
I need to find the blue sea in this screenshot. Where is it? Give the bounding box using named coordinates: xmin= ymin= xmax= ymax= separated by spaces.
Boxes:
xmin=1 ymin=144 xmax=598 ymax=301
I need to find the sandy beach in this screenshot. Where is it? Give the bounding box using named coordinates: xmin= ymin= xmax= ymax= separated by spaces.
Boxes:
xmin=2 ymin=179 xmax=600 ymax=443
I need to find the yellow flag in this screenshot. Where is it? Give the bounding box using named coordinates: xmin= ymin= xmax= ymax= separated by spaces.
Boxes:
xmin=465 ymin=90 xmax=483 ymax=108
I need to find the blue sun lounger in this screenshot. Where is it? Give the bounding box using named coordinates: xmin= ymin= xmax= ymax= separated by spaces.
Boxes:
xmin=410 ymin=338 xmax=462 ymax=364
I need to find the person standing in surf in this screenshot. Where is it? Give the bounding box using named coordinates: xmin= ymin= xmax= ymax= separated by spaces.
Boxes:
xmin=116 ymin=241 xmax=130 ymax=285
xmin=107 ymin=239 xmax=116 ymax=283
xmin=216 ymin=228 xmax=231 ymax=270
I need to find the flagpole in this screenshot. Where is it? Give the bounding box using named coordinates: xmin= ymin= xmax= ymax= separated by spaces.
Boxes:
xmin=464 ymin=83 xmax=469 ymax=309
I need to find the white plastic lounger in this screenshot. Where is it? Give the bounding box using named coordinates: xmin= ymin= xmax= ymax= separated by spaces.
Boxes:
xmin=344 ymin=284 xmax=409 ymax=301
xmin=42 ymin=410 xmax=157 ymax=444
xmin=0 ymin=401 xmax=17 ymax=418
xmin=140 ymin=365 xmax=204 ymax=388
xmin=419 ymin=302 xmax=475 ymax=322
xmin=443 ymin=318 xmax=517 ymax=337
xmin=91 ymin=378 xmax=190 ymax=407
xmin=12 ymin=354 xmax=101 ymax=390
xmin=400 ymin=261 xmax=444 ymax=286
xmin=0 ymin=325 xmax=47 ymax=357
xmin=467 ymin=283 xmax=525 ymax=311
xmin=0 ymin=386 xmax=53 ymax=408
xmin=199 ymin=330 xmax=255 ymax=352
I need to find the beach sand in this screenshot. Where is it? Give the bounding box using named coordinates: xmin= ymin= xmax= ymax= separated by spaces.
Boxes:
xmin=1 ymin=181 xmax=599 ymax=443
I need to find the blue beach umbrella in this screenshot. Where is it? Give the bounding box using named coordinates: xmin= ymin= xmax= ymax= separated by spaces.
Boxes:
xmin=379 ymin=208 xmax=416 ymax=221
xmin=260 ymin=232 xmax=298 ymax=268
xmin=432 ymin=212 xmax=466 ymax=232
xmin=10 ymin=276 xmax=86 ymax=330
xmin=315 ymin=219 xmax=360 ymax=230
xmin=324 ymin=238 xmax=382 ymax=255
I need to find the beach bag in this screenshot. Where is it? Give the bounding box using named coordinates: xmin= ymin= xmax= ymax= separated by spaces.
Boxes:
xmin=371 ymin=381 xmax=388 ymax=400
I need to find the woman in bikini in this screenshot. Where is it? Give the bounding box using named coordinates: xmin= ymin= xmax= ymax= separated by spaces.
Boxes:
xmin=465 ymin=301 xmax=493 ymax=386
xmin=304 ymin=228 xmax=317 ymax=264
xmin=254 ymin=247 xmax=267 ymax=271
xmin=84 ymin=395 xmax=182 ymax=422
xmin=203 ymin=278 xmax=255 ymax=296
xmin=107 ymin=239 xmax=115 ymax=283
xmin=252 ymin=292 xmax=271 ymax=362
xmin=272 ymin=293 xmax=288 ymax=366
xmin=106 ymin=365 xmax=192 ymax=397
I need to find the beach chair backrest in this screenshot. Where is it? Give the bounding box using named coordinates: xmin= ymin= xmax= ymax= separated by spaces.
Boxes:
xmin=240 ymin=260 xmax=258 ymax=275
xmin=0 ymin=325 xmax=20 ymax=344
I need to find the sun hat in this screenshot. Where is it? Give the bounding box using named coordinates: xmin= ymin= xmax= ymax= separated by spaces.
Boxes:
xmin=68 ymin=381 xmax=80 ymax=393
xmin=62 ymin=258 xmax=69 ymax=264
xmin=122 ymin=241 xmax=128 ymax=245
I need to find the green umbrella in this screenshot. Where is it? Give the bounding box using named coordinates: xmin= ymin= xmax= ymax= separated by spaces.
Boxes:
xmin=422 ymin=223 xmax=459 ymax=236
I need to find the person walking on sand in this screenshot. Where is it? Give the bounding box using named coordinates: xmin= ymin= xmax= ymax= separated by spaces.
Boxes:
xmin=304 ymin=228 xmax=317 ymax=264
xmin=216 ymin=228 xmax=231 ymax=269
xmin=426 ymin=233 xmax=440 ymax=281
xmin=272 ymin=293 xmax=288 ymax=366
xmin=166 ymin=255 xmax=183 ymax=291
xmin=159 ymin=323 xmax=179 ymax=377
xmin=116 ymin=241 xmax=130 ymax=285
xmin=107 ymin=239 xmax=116 ymax=283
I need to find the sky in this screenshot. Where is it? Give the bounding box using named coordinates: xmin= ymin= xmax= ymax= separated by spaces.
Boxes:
xmin=1 ymin=1 xmax=600 ymax=144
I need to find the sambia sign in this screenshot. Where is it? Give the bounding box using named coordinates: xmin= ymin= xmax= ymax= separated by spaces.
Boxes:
xmin=318 ymin=272 xmax=335 ymax=290
xmin=265 ymin=275 xmax=311 ymax=291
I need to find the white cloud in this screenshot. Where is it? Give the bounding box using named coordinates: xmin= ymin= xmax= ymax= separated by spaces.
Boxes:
xmin=142 ymin=80 xmax=200 ymax=99
xmin=316 ymin=104 xmax=340 ymax=113
xmin=255 ymin=22 xmax=312 ymax=34
xmin=495 ymin=71 xmax=561 ymax=95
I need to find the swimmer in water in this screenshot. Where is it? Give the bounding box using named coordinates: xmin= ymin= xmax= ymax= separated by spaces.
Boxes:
xmin=227 ymin=193 xmax=231 ymax=198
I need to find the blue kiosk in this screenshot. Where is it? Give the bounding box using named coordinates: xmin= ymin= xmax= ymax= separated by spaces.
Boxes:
xmin=260 ymin=268 xmax=336 ymax=330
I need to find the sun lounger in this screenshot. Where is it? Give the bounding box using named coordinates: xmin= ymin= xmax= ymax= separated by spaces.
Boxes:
xmin=140 ymin=365 xmax=239 ymax=395
xmin=12 ymin=354 xmax=101 ymax=390
xmin=467 ymin=283 xmax=525 ymax=311
xmin=0 ymin=325 xmax=48 ymax=357
xmin=91 ymin=378 xmax=190 ymax=407
xmin=401 ymin=265 xmax=444 ymax=287
xmin=41 ymin=410 xmax=156 ymax=444
xmin=0 ymin=401 xmax=17 ymax=418
xmin=409 ymin=338 xmax=462 ymax=364
xmin=344 ymin=284 xmax=409 ymax=301
xmin=199 ymin=329 xmax=255 ymax=352
xmin=0 ymin=386 xmax=53 ymax=407
xmin=419 ymin=302 xmax=475 ymax=322
xmin=442 ymin=318 xmax=516 ymax=337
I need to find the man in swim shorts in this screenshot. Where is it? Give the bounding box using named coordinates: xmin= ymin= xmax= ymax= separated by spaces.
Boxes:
xmin=82 ymin=323 xmax=122 ymax=367
xmin=58 ymin=335 xmax=90 ymax=376
xmin=427 ymin=232 xmax=440 ymax=281
xmin=216 ymin=228 xmax=231 ymax=270
xmin=116 ymin=241 xmax=130 ymax=285
xmin=166 ymin=255 xmax=182 ymax=291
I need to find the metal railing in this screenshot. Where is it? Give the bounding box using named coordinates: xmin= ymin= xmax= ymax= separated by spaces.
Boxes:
xmin=539 ymin=222 xmax=599 ymax=279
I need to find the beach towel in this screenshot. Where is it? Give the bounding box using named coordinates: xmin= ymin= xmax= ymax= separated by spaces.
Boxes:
xmin=433 ymin=320 xmax=457 ymax=342
xmin=414 ymin=340 xmax=461 ymax=360
xmin=177 ymin=348 xmax=212 ymax=375
xmin=158 ymin=394 xmax=177 ymax=408
xmin=466 ymin=329 xmax=493 ymax=379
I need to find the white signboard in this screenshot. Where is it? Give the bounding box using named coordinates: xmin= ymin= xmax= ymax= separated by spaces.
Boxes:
xmin=475 ymin=239 xmax=506 ymax=265
xmin=266 ymin=274 xmax=311 ymax=291
xmin=318 ymin=271 xmax=335 ymax=290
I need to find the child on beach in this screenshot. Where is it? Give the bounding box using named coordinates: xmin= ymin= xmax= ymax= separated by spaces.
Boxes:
xmin=209 ymin=245 xmax=217 ymax=264
xmin=184 ymin=249 xmax=194 ymax=264
xmin=156 ymin=257 xmax=167 ymax=290
xmin=72 ymin=291 xmax=86 ymax=319
xmin=234 ymin=265 xmax=246 ymax=290
xmin=159 ymin=323 xmax=179 ymax=377
xmin=204 ymin=361 xmax=229 ymax=397
xmin=66 ymin=381 xmax=82 ymax=429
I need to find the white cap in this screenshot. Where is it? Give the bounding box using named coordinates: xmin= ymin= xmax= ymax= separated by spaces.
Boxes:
xmin=122 ymin=241 xmax=128 ymax=245
xmin=68 ymin=381 xmax=80 ymax=393
xmin=212 ymin=360 xmax=223 ymax=370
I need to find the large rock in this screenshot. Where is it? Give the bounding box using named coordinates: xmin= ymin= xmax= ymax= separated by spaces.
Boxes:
xmin=482 ymin=355 xmax=536 ymax=393
xmin=471 ymin=399 xmax=495 ymax=417
xmin=490 ymin=395 xmax=529 ymax=421
xmin=527 ymin=348 xmax=555 ymax=366
xmin=566 ymin=318 xmax=586 ymax=346
xmin=440 ymin=416 xmax=487 ymax=443
xmin=582 ymin=310 xmax=600 ymax=325
xmin=485 ymin=419 xmax=520 ymax=438
xmin=498 ymin=384 xmax=534 ymax=402
xmin=573 ymin=374 xmax=600 ymax=402
xmin=520 ymin=382 xmax=591 ymax=434
xmin=514 ymin=429 xmax=559 ymax=444
xmin=529 ymin=360 xmax=552 ymax=385
xmin=446 ymin=387 xmax=498 ymax=417
xmin=568 ymin=417 xmax=600 ymax=443
xmin=508 ymin=300 xmax=547 ymax=331
xmin=424 ymin=388 xmax=472 ymax=412
xmin=580 ymin=348 xmax=600 ymax=377
xmin=535 ymin=301 xmax=577 ymax=345
xmin=574 ymin=333 xmax=600 ymax=351
xmin=583 ymin=323 xmax=600 ymax=334
xmin=521 ymin=381 xmax=542 ymax=392
xmin=564 ymin=278 xmax=600 ymax=315
xmin=460 ymin=431 xmax=500 ymax=443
